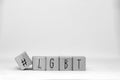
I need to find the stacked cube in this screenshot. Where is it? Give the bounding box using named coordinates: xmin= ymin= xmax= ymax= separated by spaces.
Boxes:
xmin=15 ymin=52 xmax=86 ymax=71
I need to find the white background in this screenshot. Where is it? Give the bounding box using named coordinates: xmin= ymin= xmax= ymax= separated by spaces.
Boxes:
xmin=0 ymin=0 xmax=120 ymax=80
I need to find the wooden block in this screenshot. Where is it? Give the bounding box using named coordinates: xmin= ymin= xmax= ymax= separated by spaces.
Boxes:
xmin=46 ymin=56 xmax=59 ymax=71
xmin=73 ymin=56 xmax=86 ymax=71
xmin=15 ymin=52 xmax=32 ymax=70
xmin=32 ymin=56 xmax=46 ymax=70
xmin=60 ymin=57 xmax=72 ymax=71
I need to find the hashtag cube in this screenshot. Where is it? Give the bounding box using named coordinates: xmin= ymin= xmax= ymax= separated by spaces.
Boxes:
xmin=15 ymin=52 xmax=32 ymax=70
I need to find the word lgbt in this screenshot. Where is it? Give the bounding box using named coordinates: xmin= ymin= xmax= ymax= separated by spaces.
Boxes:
xmin=15 ymin=52 xmax=86 ymax=71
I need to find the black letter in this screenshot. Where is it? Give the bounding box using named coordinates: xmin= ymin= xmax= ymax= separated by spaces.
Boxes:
xmin=77 ymin=59 xmax=81 ymax=69
xmin=64 ymin=59 xmax=68 ymax=69
xmin=50 ymin=58 xmax=54 ymax=68
xmin=38 ymin=59 xmax=41 ymax=69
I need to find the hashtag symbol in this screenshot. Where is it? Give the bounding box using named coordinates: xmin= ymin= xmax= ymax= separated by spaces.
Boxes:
xmin=21 ymin=58 xmax=27 ymax=67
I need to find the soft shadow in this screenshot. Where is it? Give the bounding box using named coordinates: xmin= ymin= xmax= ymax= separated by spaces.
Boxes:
xmin=24 ymin=68 xmax=33 ymax=70
xmin=14 ymin=66 xmax=33 ymax=71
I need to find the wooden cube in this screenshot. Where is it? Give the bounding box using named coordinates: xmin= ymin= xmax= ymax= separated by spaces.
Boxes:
xmin=32 ymin=56 xmax=46 ymax=70
xmin=60 ymin=57 xmax=72 ymax=71
xmin=46 ymin=56 xmax=59 ymax=71
xmin=73 ymin=56 xmax=86 ymax=71
xmin=15 ymin=52 xmax=32 ymax=70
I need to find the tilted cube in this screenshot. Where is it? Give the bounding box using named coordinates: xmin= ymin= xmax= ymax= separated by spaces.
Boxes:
xmin=15 ymin=52 xmax=32 ymax=70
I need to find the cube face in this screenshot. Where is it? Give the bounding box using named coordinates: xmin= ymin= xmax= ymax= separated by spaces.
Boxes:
xmin=15 ymin=52 xmax=32 ymax=70
xmin=46 ymin=57 xmax=59 ymax=71
xmin=73 ymin=56 xmax=86 ymax=71
xmin=60 ymin=57 xmax=72 ymax=71
xmin=32 ymin=56 xmax=46 ymax=70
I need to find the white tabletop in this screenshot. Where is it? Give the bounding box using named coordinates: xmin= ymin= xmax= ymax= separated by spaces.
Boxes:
xmin=0 ymin=57 xmax=120 ymax=80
